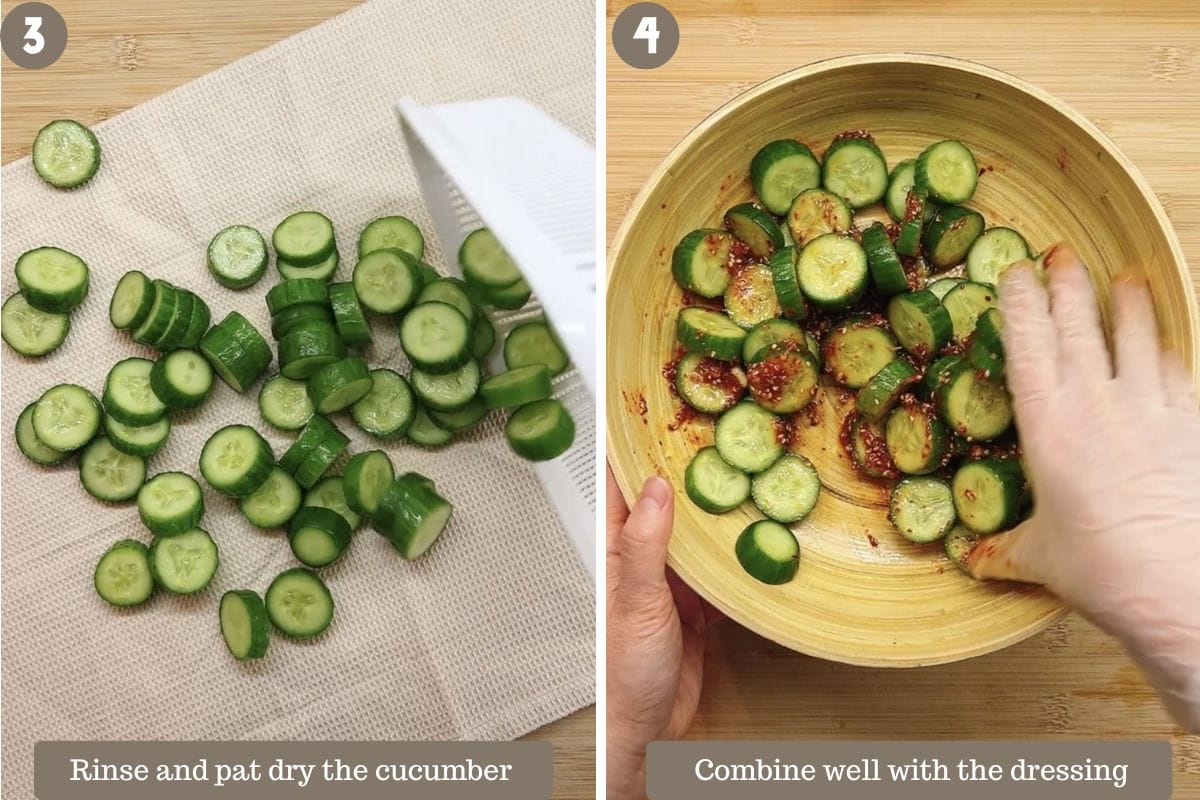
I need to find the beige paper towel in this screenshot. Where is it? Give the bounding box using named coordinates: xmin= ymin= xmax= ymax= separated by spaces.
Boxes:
xmin=0 ymin=0 xmax=596 ymax=795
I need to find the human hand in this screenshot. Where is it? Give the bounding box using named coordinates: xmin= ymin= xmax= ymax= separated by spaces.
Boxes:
xmin=606 ymin=466 xmax=721 ymax=799
xmin=966 ymin=244 xmax=1200 ymax=730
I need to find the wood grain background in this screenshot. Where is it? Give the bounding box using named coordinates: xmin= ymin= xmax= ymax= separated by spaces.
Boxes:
xmin=606 ymin=0 xmax=1200 ymax=796
xmin=0 ymin=2 xmax=594 ymax=797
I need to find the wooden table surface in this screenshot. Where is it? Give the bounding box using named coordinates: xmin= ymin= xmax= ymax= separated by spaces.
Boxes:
xmin=0 ymin=2 xmax=594 ymax=798
xmin=606 ymin=0 xmax=1200 ymax=796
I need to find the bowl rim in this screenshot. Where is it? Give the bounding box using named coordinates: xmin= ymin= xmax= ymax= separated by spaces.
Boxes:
xmin=606 ymin=52 xmax=1196 ymax=666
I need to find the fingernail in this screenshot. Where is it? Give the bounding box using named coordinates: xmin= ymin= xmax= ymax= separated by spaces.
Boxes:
xmin=637 ymin=476 xmax=671 ymax=512
xmin=1042 ymin=242 xmax=1074 ymax=270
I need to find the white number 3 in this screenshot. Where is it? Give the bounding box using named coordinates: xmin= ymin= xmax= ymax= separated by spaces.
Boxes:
xmin=633 ymin=15 xmax=659 ymax=55
xmin=23 ymin=16 xmax=45 ymax=55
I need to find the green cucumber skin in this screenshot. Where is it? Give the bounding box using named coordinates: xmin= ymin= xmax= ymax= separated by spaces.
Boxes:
xmin=885 ymin=159 xmax=917 ymax=222
xmin=270 ymin=304 xmax=333 ymax=341
xmin=952 ymin=458 xmax=1024 ymax=534
xmin=279 ymin=415 xmax=338 ymax=474
xmin=266 ymin=278 xmax=330 ymax=315
xmin=967 ymin=307 xmax=1005 ymax=376
xmin=885 ymin=403 xmax=950 ymax=475
xmin=505 ymin=399 xmax=575 ymax=462
xmin=407 ymin=406 xmax=454 ymax=448
xmin=220 ymin=590 xmax=271 ymax=660
xmin=372 ymin=478 xmax=454 ymax=560
xmin=723 ymin=202 xmax=784 ymax=259
xmin=944 ymin=525 xmax=988 ymax=575
xmin=328 ymin=282 xmax=372 ymax=347
xmin=481 ymin=365 xmax=554 ymax=410
xmin=278 ymin=323 xmax=347 ymax=380
xmin=288 ymin=506 xmax=353 ymax=568
xmin=199 ymin=425 xmax=274 ymax=498
xmin=735 ymin=520 xmax=800 ymax=585
xmin=180 ymin=296 xmax=212 ymax=349
xmin=767 ymin=247 xmax=807 ymax=320
xmin=293 ymin=433 xmax=349 ymax=489
xmin=861 ymin=222 xmax=909 ymax=296
xmin=938 ymin=361 xmax=1013 ymax=441
xmin=306 ymin=357 xmax=374 ymax=414
xmin=676 ymin=307 xmax=746 ymax=361
xmin=887 ymin=290 xmax=953 ymax=357
xmin=750 ymin=139 xmax=821 ymax=216
xmin=922 ymin=206 xmax=985 ymax=271
xmin=273 ymin=211 xmax=336 ymax=267
xmin=343 ymin=450 xmax=395 ymax=517
xmin=856 ymin=359 xmax=919 ymax=422
xmin=265 ymin=568 xmax=334 ymax=639
xmin=672 ymin=229 xmax=732 ymax=298
xmin=15 ymin=247 xmax=91 ymax=313
xmin=15 ymin=402 xmax=71 ymax=465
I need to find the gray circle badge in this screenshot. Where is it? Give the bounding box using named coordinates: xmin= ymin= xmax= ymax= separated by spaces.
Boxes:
xmin=612 ymin=3 xmax=679 ymax=70
xmin=1 ymin=2 xmax=67 ymax=69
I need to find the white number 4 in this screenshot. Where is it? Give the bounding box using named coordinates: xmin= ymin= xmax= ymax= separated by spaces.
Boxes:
xmin=23 ymin=16 xmax=45 ymax=55
xmin=633 ymin=15 xmax=659 ymax=55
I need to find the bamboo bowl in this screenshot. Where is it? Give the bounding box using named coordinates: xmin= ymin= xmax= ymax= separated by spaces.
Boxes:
xmin=607 ymin=54 xmax=1197 ymax=667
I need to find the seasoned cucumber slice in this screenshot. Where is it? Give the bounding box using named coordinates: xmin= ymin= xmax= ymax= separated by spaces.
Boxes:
xmin=746 ymin=350 xmax=820 ymax=414
xmin=714 ymin=402 xmax=783 ymax=473
xmin=149 ymin=527 xmax=218 ymax=594
xmin=411 ymin=360 xmax=480 ymax=413
xmin=481 ymin=364 xmax=554 ymax=409
xmin=32 ymin=119 xmax=101 ymax=189
xmin=856 ymin=359 xmax=919 ymax=422
xmin=207 ymin=225 xmax=268 ymax=289
xmin=258 ymin=374 xmax=315 ymax=431
xmin=787 ymin=188 xmax=851 ymax=247
xmin=751 ymin=139 xmax=821 ymax=216
xmin=109 ymin=270 xmax=155 ymax=330
xmin=372 ymin=475 xmax=454 ymax=560
xmin=767 ymin=246 xmax=806 ymax=320
xmin=821 ymin=135 xmax=888 ymax=209
xmin=239 ymin=466 xmax=302 ymax=529
xmin=674 ymin=353 xmax=744 ymax=414
xmin=327 ymin=281 xmax=372 ymax=347
xmin=273 ymin=211 xmax=335 ymax=267
xmin=938 ymin=361 xmax=1013 ymax=441
xmin=15 ymin=402 xmax=71 ymax=466
xmin=33 ymin=384 xmax=101 ymax=452
xmin=103 ymin=358 xmax=166 ymax=426
xmin=896 ymin=219 xmax=922 ymax=256
xmin=360 ymin=215 xmax=424 ymax=260
xmin=503 ymin=319 xmax=570 ymax=376
xmin=459 ymin=228 xmax=522 ymax=288
xmin=861 ymin=221 xmax=908 ymax=296
xmin=915 ymin=140 xmax=978 ymax=204
xmin=685 ymin=446 xmax=750 ymax=513
xmin=289 ymin=506 xmax=353 ymax=567
xmin=885 ymin=159 xmax=917 ymax=222
xmin=945 ymin=525 xmax=991 ymax=574
xmin=920 ymin=355 xmax=962 ymax=402
xmin=94 ymin=540 xmax=153 ymax=607
xmin=926 ymin=276 xmax=964 ymax=301
xmin=352 ymin=247 xmax=422 ymax=314
xmin=735 ymin=520 xmax=799 ymax=585
xmin=952 ymin=458 xmax=1024 ymax=534
xmin=304 ymin=475 xmax=361 ymax=530
xmin=724 ymin=262 xmax=781 ymax=330
xmin=889 ymin=476 xmax=956 ymax=543
xmin=266 ymin=568 xmax=334 ymax=638
xmin=724 ymin=203 xmax=784 ymax=259
xmin=822 ymin=316 xmax=897 ymax=389
xmin=220 ymin=590 xmax=270 ymax=660
xmin=885 ymin=401 xmax=949 ymax=475
xmin=797 ymin=233 xmax=868 ymax=311
xmin=105 ymin=414 xmax=170 ymax=457
xmin=848 ymin=414 xmax=897 ymax=479
xmin=2 ymin=292 xmax=69 ymax=357
xmin=672 ymin=229 xmax=732 ymax=298
xmin=967 ymin=307 xmax=1005 ymax=376
xmin=137 ymin=472 xmax=204 ymax=537
xmin=199 ymin=424 xmax=274 ymax=497
xmin=79 ymin=437 xmax=146 ymax=502
xmin=888 ymin=290 xmax=952 ymax=357
xmin=923 ymin=206 xmax=985 ymax=271
xmin=348 ymin=368 xmax=414 ymax=437
xmin=965 ymin=227 xmax=1031 ymax=286
xmin=344 ymin=450 xmax=395 ymax=517
xmin=400 ymin=301 xmax=472 ymax=374
xmin=751 ymin=453 xmax=820 ymax=523
xmin=676 ymin=306 xmax=746 ymax=361
xmin=505 ymin=399 xmax=575 ymax=461
xmin=307 ymin=357 xmax=374 ymax=414
xmin=941 ymin=281 xmax=998 ymax=342
xmin=742 ymin=318 xmax=805 ymax=364
xmin=15 ymin=246 xmax=90 ymax=313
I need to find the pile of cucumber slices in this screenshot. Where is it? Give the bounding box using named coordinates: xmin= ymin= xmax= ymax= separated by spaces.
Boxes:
xmin=672 ymin=132 xmax=1036 ymax=586
xmin=9 ymin=120 xmax=577 ymax=662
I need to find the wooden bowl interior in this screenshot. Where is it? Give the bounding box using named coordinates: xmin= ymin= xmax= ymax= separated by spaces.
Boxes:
xmin=607 ymin=56 xmax=1195 ymax=667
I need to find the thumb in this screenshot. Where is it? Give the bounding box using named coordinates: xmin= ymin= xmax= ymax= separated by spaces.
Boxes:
xmin=617 ymin=476 xmax=674 ymax=606
xmin=965 ymin=518 xmax=1052 ymax=585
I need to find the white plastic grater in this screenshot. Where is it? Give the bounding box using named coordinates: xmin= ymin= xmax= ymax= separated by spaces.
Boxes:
xmin=397 ymin=97 xmax=596 ymax=581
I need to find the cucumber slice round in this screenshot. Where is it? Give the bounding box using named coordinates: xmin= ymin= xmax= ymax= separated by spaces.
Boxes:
xmin=137 ymin=472 xmax=204 ymax=537
xmin=417 ymin=278 xmax=477 ymax=326
xmin=270 ymin=303 xmax=333 ymax=341
xmin=684 ymin=446 xmax=750 ymax=513
xmin=149 ymin=527 xmax=219 ymax=594
xmin=307 ymin=357 xmax=374 ymax=414
xmin=411 ymin=360 xmax=481 ymax=413
xmin=766 ymin=246 xmax=806 ymax=320
xmin=965 ymin=227 xmax=1031 ymax=286
xmin=848 ymin=414 xmax=897 ymax=479
xmin=32 ymin=119 xmax=101 ymax=189
xmin=359 ymin=215 xmax=424 ymax=260
xmin=292 ymin=432 xmax=349 ymax=490
xmin=821 ymin=135 xmax=888 ymax=209
xmin=797 ymin=233 xmax=868 ymax=311
xmin=199 ymin=424 xmax=274 ymax=497
xmin=938 ymin=361 xmax=1013 ymax=441
xmin=200 ymin=312 xmax=272 ymax=392
xmin=372 ymin=475 xmax=453 ymax=560
xmin=751 ymin=453 xmax=820 ymax=523
xmin=15 ymin=246 xmax=90 ymax=313
xmin=273 ymin=211 xmax=335 ymax=267
xmin=742 ymin=319 xmax=804 ymax=364
xmin=15 ymin=402 xmax=71 ymax=466
xmin=676 ymin=307 xmax=746 ymax=361
xmin=889 ymin=476 xmax=956 ymax=544
xmin=952 ymin=458 xmax=1024 ymax=534
xmin=429 ymin=396 xmax=489 ymax=432
xmin=131 ymin=280 xmax=177 ymax=346
xmin=327 ymin=281 xmax=372 ymax=347
xmin=735 ymin=520 xmax=800 ymax=585
xmin=967 ymin=307 xmax=1005 ymax=377
xmin=861 ymin=221 xmax=908 ymax=296
xmin=675 ymin=352 xmax=745 ymax=414
xmin=278 ymin=414 xmax=339 ymax=474
xmin=400 ymin=301 xmax=472 ymax=374
xmin=79 ymin=437 xmax=146 ymax=502
xmin=266 ymin=278 xmax=330 ymax=315
xmin=750 ymin=139 xmax=821 ymax=216
xmin=266 ymin=568 xmax=334 ymax=638
xmin=32 ymin=383 xmax=101 ymax=452
xmin=220 ymin=590 xmax=270 ymax=660
xmin=104 ymin=414 xmax=170 ymax=457
xmin=350 ymin=368 xmax=415 ymax=438
xmin=915 ymin=139 xmax=979 ymax=204
xmin=672 ymin=229 xmax=733 ymax=298
xmin=343 ymin=450 xmax=395 ymax=517
xmin=2 ymin=292 xmax=69 ymax=357
xmin=896 ymin=219 xmax=923 ymax=256
xmin=885 ymin=159 xmax=917 ymax=222
xmin=885 ymin=402 xmax=949 ymax=475
xmin=258 ymin=374 xmax=315 ymax=431
xmin=941 ymin=281 xmax=998 ymax=342
xmin=945 ymin=525 xmax=989 ymax=575
xmin=278 ymin=322 xmax=347 ymax=380
xmin=505 ymin=399 xmax=575 ymax=461
xmin=239 ymin=466 xmax=302 ymax=529
xmin=288 ymin=506 xmax=353 ymax=567
xmin=504 ymin=319 xmax=570 ymax=376
xmin=101 ymin=358 xmax=164 ymax=428
xmin=723 ymin=202 xmax=784 ymax=259
xmin=180 ymin=295 xmax=212 ymax=349
xmin=926 ymin=276 xmax=964 ymax=301
xmin=920 ymin=355 xmax=963 ymax=402
xmin=746 ymin=350 xmax=820 ymax=413
xmin=787 ymin=188 xmax=852 ymax=247
xmin=353 ymin=247 xmax=422 ymax=314
xmin=277 ymin=248 xmax=340 ymax=282
xmin=887 ymin=290 xmax=953 ymax=357
xmin=822 ymin=316 xmax=898 ymax=389
xmin=459 ymin=228 xmax=522 ymax=288
xmin=481 ymin=364 xmax=553 ymax=409
xmin=856 ymin=359 xmax=920 ymax=422
xmin=109 ymin=270 xmax=155 ymax=330
xmin=922 ymin=206 xmax=985 ymax=271
xmin=207 ymin=225 xmax=268 ymax=289
xmin=714 ymin=402 xmax=783 ymax=473
xmin=472 ymin=312 xmax=496 ymax=359
xmin=149 ymin=349 xmax=214 ymax=410
xmin=471 ymin=276 xmax=531 ymax=310
xmin=407 ymin=406 xmax=454 ymax=448
xmin=303 ymin=475 xmax=361 ymax=530
xmin=153 ymin=288 xmax=196 ymax=351
xmin=94 ymin=540 xmax=153 ymax=607
xmin=724 ymin=262 xmax=781 ymax=330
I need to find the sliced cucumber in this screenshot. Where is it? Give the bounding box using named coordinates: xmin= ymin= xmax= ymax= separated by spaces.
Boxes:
xmin=79 ymin=437 xmax=146 ymax=502
xmin=207 ymin=225 xmax=267 ymax=289
xmin=848 ymin=414 xmax=897 ymax=479
xmin=684 ymin=446 xmax=750 ymax=513
xmin=258 ymin=374 xmax=315 ymax=431
xmin=109 ymin=270 xmax=155 ymax=330
xmin=967 ymin=307 xmax=1005 ymax=377
xmin=506 ymin=399 xmax=575 ymax=461
xmin=372 ymin=475 xmax=453 ymax=560
xmin=2 ymin=292 xmax=69 ymax=357
xmin=743 ymin=319 xmax=805 ymax=364
xmin=418 ymin=278 xmax=477 ymax=328
xmin=149 ymin=527 xmax=218 ymax=594
xmin=239 ymin=466 xmax=302 ymax=529
xmin=887 ymin=290 xmax=952 ymax=357
xmin=822 ymin=316 xmax=897 ymax=389
xmin=746 ymin=350 xmax=820 ymax=413
xmin=266 ymin=278 xmax=330 ymax=315
xmin=459 ymin=228 xmax=522 ymax=288
xmin=266 ymin=568 xmax=334 ymax=638
xmin=503 ymin=319 xmax=570 ymax=376
xmin=724 ymin=262 xmax=781 ymax=330
xmin=471 ymin=276 xmax=532 ymax=310
xmin=137 ymin=472 xmax=204 ymax=537
xmin=751 ymin=139 xmax=821 ymax=216
xmin=915 ymin=140 xmax=978 ymax=204
xmin=408 ymin=406 xmax=454 ymax=447
xmin=674 ymin=353 xmax=744 ymax=414
xmin=945 ymin=525 xmax=989 ymax=575
xmin=15 ymin=402 xmax=71 ymax=465
xmin=32 ymin=119 xmax=100 ymax=189
xmin=130 ymin=280 xmax=176 ymax=346
xmin=288 ymin=506 xmax=353 ymax=567
xmin=180 ymin=294 xmax=212 ymax=349
xmin=149 ymin=349 xmax=213 ymax=411
xmin=714 ymin=402 xmax=783 ymax=473
xmin=895 ymin=219 xmax=922 ymax=256
xmin=856 ymin=359 xmax=919 ymax=422
xmin=941 ymin=281 xmax=998 ymax=342
xmin=293 ymin=432 xmax=349 ymax=490
xmin=153 ymin=288 xmax=196 ymax=351
xmin=104 ymin=414 xmax=170 ymax=457
xmin=672 ymin=229 xmax=732 ymax=298
xmin=94 ymin=540 xmax=153 ymax=607
xmin=400 ymin=301 xmax=472 ymax=374
xmin=351 ymin=368 xmax=416 ymax=437
xmin=767 ymin=246 xmax=806 ymax=320
xmin=32 ymin=384 xmax=101 ymax=452
xmin=885 ymin=159 xmax=917 ymax=222
xmin=923 ymin=206 xmax=985 ymax=271
xmin=273 ymin=211 xmax=335 ymax=267
xmin=411 ymin=360 xmax=481 ymax=413
xmin=200 ymin=312 xmax=272 ymax=392
xmin=481 ymin=364 xmax=553 ymax=409
xmin=920 ymin=354 xmax=962 ymax=402
xmin=277 ymin=322 xmax=347 ymax=380
xmin=938 ymin=361 xmax=1013 ymax=441
xmin=724 ymin=203 xmax=784 ymax=259
xmin=327 ymin=281 xmax=372 ymax=347
xmin=219 ymin=590 xmax=270 ymax=660
xmin=306 ymin=357 xmax=374 ymax=414
xmin=889 ymin=477 xmax=956 ymax=543
xmin=750 ymin=453 xmax=820 ymax=524
xmin=270 ymin=304 xmax=333 ymax=342
xmin=15 ymin=246 xmax=90 ymax=313
xmin=352 ymin=247 xmax=422 ymax=314
xmin=797 ymin=233 xmax=868 ymax=311
xmin=952 ymin=458 xmax=1023 ymax=534
xmin=430 ymin=396 xmax=489 ymax=432
xmin=735 ymin=520 xmax=799 ymax=585
xmin=278 ymin=414 xmax=338 ymax=474
xmin=676 ymin=306 xmax=746 ymax=361
xmin=965 ymin=227 xmax=1031 ymax=286
xmin=926 ymin=276 xmax=964 ymax=301
xmin=861 ymin=222 xmax=908 ymax=296
xmin=885 ymin=402 xmax=949 ymax=475
xmin=304 ymin=475 xmax=361 ymax=530
xmin=278 ymin=248 xmax=340 ymax=282
xmin=821 ymin=135 xmax=888 ymax=209
xmin=360 ymin=215 xmax=424 ymax=260
xmin=787 ymin=188 xmax=852 ymax=247
xmin=472 ymin=312 xmax=496 ymax=359
xmin=199 ymin=424 xmax=274 ymax=497
xmin=344 ymin=450 xmax=395 ymax=517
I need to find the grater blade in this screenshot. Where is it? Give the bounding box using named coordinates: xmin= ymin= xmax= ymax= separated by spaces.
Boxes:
xmin=397 ymin=97 xmax=596 ymax=581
